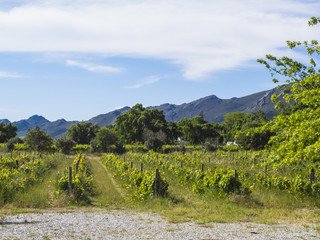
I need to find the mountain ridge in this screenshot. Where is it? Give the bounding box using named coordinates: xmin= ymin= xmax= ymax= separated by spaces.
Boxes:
xmin=1 ymin=87 xmax=279 ymax=138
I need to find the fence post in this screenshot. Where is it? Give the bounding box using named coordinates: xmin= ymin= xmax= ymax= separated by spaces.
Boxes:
xmin=310 ymin=168 xmax=315 ymax=184
xmin=234 ymin=170 xmax=238 ymax=191
xmin=68 ymin=166 xmax=72 ymax=192
xmin=208 ymin=157 xmax=210 ymax=163
xmin=131 ymin=161 xmax=133 ymax=169
xmin=201 ymin=163 xmax=204 ymax=172
xmin=140 ymin=163 xmax=143 ymax=172
xmin=154 ymin=169 xmax=160 ymax=197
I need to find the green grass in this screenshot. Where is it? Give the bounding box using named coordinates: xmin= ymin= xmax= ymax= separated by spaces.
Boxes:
xmin=6 ymin=154 xmax=73 ymax=209
xmin=86 ymin=155 xmax=124 ymax=208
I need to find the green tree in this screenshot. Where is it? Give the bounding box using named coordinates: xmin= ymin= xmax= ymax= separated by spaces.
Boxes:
xmin=222 ymin=111 xmax=268 ymax=142
xmin=55 ymin=137 xmax=75 ymax=154
xmin=93 ymin=126 xmax=118 ymax=152
xmin=66 ymin=121 xmax=99 ymax=145
xmin=114 ymin=104 xmax=167 ymax=144
xmin=24 ymin=126 xmax=53 ymax=151
xmin=0 ymin=122 xmax=17 ymax=143
xmin=178 ymin=115 xmax=219 ymax=145
xmin=257 ymin=17 xmax=320 ymax=164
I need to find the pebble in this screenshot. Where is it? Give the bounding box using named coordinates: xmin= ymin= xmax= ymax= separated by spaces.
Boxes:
xmin=0 ymin=210 xmax=319 ymax=239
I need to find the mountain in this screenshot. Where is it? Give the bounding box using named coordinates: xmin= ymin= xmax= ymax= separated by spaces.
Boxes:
xmin=150 ymin=89 xmax=279 ymax=123
xmin=5 ymin=115 xmax=77 ymax=138
xmin=0 ymin=119 xmax=10 ymax=124
xmin=89 ymin=106 xmax=131 ymax=127
xmin=2 ymin=87 xmax=280 ymax=137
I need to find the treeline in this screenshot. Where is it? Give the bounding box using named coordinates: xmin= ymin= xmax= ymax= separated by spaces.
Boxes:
xmin=0 ymin=104 xmax=272 ymax=154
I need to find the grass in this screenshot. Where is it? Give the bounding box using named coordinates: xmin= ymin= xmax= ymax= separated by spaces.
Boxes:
xmin=1 ymin=150 xmax=320 ymax=226
xmin=8 ymin=154 xmax=73 ymax=209
xmin=86 ymin=154 xmax=124 ymax=208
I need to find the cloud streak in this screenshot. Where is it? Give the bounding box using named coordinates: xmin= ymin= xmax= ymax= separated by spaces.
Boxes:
xmin=0 ymin=0 xmax=319 ymax=80
xmin=65 ymin=60 xmax=123 ymax=73
xmin=0 ymin=71 xmax=22 ymax=78
xmin=125 ymin=76 xmax=160 ymax=89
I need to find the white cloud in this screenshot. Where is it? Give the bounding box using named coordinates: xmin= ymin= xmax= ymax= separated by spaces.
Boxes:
xmin=0 ymin=71 xmax=22 ymax=78
xmin=65 ymin=60 xmax=123 ymax=73
xmin=125 ymin=76 xmax=160 ymax=89
xmin=0 ymin=0 xmax=319 ymax=80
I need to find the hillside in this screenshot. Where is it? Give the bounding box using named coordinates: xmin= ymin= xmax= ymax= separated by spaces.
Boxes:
xmin=1 ymin=87 xmax=279 ymax=137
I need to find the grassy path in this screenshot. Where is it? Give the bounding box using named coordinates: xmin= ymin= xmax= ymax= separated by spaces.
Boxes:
xmin=87 ymin=155 xmax=124 ymax=208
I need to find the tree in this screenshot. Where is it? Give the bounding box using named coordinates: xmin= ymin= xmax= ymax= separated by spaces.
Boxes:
xmin=24 ymin=126 xmax=53 ymax=151
xmin=55 ymin=137 xmax=75 ymax=154
xmin=93 ymin=126 xmax=118 ymax=152
xmin=178 ymin=115 xmax=220 ymax=145
xmin=66 ymin=121 xmax=99 ymax=145
xmin=114 ymin=104 xmax=167 ymax=144
xmin=0 ymin=122 xmax=17 ymax=143
xmin=257 ymin=17 xmax=320 ymax=164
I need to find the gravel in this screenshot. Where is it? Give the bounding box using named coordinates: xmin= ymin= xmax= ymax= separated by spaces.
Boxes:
xmin=1 ymin=210 xmax=319 ymax=239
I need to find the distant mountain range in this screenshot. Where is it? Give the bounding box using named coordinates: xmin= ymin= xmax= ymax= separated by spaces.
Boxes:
xmin=0 ymin=87 xmax=279 ymax=138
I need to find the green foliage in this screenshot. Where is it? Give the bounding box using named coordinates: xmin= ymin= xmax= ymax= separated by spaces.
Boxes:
xmin=178 ymin=115 xmax=220 ymax=145
xmin=55 ymin=154 xmax=94 ymax=204
xmin=55 ymin=137 xmax=75 ymax=154
xmin=114 ymin=104 xmax=167 ymax=144
xmin=92 ymin=126 xmax=118 ymax=152
xmin=72 ymin=144 xmax=91 ymax=153
xmin=67 ymin=121 xmax=99 ymax=145
xmin=0 ymin=153 xmax=58 ymax=205
xmin=102 ymin=153 xmax=168 ymax=199
xmin=257 ymin=17 xmax=320 ymax=165
xmin=222 ymin=111 xmax=268 ymax=142
xmin=24 ymin=126 xmax=53 ymax=152
xmin=0 ymin=122 xmax=17 ymax=143
xmin=236 ymin=127 xmax=273 ymax=150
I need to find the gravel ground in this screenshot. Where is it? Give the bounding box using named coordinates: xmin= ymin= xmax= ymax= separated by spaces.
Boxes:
xmin=1 ymin=210 xmax=319 ymax=240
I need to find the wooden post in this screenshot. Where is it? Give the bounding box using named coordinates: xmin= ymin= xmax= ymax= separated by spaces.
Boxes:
xmin=140 ymin=163 xmax=143 ymax=172
xmin=68 ymin=166 xmax=72 ymax=192
xmin=201 ymin=163 xmax=204 ymax=172
xmin=234 ymin=170 xmax=238 ymax=191
xmin=131 ymin=161 xmax=133 ymax=169
xmin=154 ymin=169 xmax=160 ymax=196
xmin=124 ymin=156 xmax=126 ymax=162
xmin=310 ymin=168 xmax=315 ymax=184
xmin=253 ymin=157 xmax=256 ymax=166
xmin=208 ymin=157 xmax=210 ymax=163
xmin=180 ymin=161 xmax=183 ymax=168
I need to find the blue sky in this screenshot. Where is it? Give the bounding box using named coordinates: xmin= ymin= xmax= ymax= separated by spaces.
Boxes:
xmin=0 ymin=0 xmax=319 ymax=121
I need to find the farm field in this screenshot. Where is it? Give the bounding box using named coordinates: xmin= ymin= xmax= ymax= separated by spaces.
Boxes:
xmin=1 ymin=148 xmax=320 ymax=226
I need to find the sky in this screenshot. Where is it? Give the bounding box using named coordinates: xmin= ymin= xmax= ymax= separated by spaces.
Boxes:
xmin=0 ymin=0 xmax=320 ymax=122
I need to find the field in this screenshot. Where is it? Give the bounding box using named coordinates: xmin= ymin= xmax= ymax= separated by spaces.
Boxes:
xmin=0 ymin=147 xmax=320 ymax=226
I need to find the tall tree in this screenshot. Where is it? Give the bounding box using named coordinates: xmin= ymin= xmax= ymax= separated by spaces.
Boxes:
xmin=257 ymin=17 xmax=320 ymax=164
xmin=178 ymin=115 xmax=219 ymax=145
xmin=66 ymin=121 xmax=99 ymax=145
xmin=24 ymin=126 xmax=53 ymax=151
xmin=0 ymin=122 xmax=17 ymax=143
xmin=114 ymin=104 xmax=167 ymax=144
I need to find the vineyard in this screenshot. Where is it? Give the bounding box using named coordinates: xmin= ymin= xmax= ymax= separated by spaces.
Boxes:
xmin=0 ymin=151 xmax=61 ymax=205
xmin=101 ymin=149 xmax=320 ymax=201
xmin=0 ymin=147 xmax=319 ymax=223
